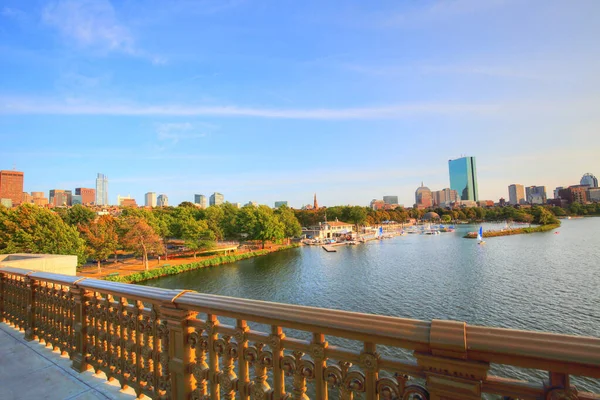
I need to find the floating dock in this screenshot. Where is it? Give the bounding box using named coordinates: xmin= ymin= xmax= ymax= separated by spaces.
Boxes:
xmin=322 ymin=245 xmax=337 ymax=252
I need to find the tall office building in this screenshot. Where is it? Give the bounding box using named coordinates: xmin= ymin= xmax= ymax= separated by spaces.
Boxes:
xmin=383 ymin=196 xmax=399 ymax=205
xmin=448 ymin=156 xmax=479 ymax=201
xmin=525 ymin=186 xmax=547 ymax=205
xmin=580 ymin=173 xmax=598 ymax=188
xmin=157 ymin=194 xmax=169 ymax=207
xmin=0 ymin=170 xmax=24 ymax=206
xmin=432 ymin=188 xmax=458 ymax=207
xmin=194 ymin=194 xmax=208 ymax=208
xmin=415 ymin=183 xmax=432 ymax=208
xmin=75 ymin=188 xmax=95 ymax=205
xmin=49 ymin=189 xmax=71 ymax=207
xmin=274 ymin=201 xmax=288 ymax=208
xmin=209 ymin=192 xmax=224 ymax=206
xmin=95 ymin=173 xmax=109 ymax=206
xmin=508 ymin=184 xmax=525 ymax=205
xmin=145 ymin=192 xmax=157 ymax=207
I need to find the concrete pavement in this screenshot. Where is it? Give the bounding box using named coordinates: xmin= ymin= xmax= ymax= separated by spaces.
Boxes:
xmin=0 ymin=322 xmax=149 ymax=400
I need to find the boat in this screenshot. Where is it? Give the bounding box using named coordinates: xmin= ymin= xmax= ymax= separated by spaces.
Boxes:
xmin=477 ymin=226 xmax=486 ymax=245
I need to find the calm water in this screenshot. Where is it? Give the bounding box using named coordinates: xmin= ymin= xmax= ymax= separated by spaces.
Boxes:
xmin=143 ymin=218 xmax=600 ymax=392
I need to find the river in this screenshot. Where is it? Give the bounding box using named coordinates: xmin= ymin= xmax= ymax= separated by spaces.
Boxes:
xmin=142 ymin=218 xmax=600 ymax=393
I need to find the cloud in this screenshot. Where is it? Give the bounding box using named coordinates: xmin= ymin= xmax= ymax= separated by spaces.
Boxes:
xmin=382 ymin=0 xmax=509 ymax=28
xmin=2 ymin=7 xmax=26 ymax=19
xmin=41 ymin=0 xmax=163 ymax=63
xmin=0 ymin=97 xmax=498 ymax=119
xmin=156 ymin=122 xmax=207 ymax=142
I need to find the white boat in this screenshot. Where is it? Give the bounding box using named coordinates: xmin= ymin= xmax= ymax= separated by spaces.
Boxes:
xmin=477 ymin=226 xmax=486 ymax=245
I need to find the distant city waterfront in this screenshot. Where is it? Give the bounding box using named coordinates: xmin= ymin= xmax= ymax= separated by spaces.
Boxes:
xmin=143 ymin=218 xmax=600 ymax=392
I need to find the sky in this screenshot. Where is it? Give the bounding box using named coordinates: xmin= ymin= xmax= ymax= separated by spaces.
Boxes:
xmin=1 ymin=0 xmax=599 ymax=208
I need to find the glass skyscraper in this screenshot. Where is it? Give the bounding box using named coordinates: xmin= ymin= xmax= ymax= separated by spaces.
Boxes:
xmin=95 ymin=173 xmax=109 ymax=206
xmin=448 ymin=157 xmax=479 ymax=202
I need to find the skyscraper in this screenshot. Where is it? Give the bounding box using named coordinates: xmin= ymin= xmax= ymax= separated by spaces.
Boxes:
xmin=157 ymin=194 xmax=169 ymax=207
xmin=415 ymin=183 xmax=432 ymax=208
xmin=448 ymin=157 xmax=479 ymax=202
xmin=95 ymin=173 xmax=109 ymax=206
xmin=145 ymin=192 xmax=157 ymax=207
xmin=432 ymin=188 xmax=458 ymax=207
xmin=274 ymin=201 xmax=288 ymax=208
xmin=209 ymin=192 xmax=224 ymax=206
xmin=0 ymin=170 xmax=24 ymax=206
xmin=383 ymin=196 xmax=399 ymax=205
xmin=194 ymin=194 xmax=207 ymax=208
xmin=508 ymin=184 xmax=525 ymax=205
xmin=525 ymin=186 xmax=547 ymax=204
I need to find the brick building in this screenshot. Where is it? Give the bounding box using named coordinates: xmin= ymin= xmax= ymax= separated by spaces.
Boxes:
xmin=558 ymin=185 xmax=588 ymax=204
xmin=0 ymin=170 xmax=24 ymax=206
xmin=75 ymin=188 xmax=96 ymax=205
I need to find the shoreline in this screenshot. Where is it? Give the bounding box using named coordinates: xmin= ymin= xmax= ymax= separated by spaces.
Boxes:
xmin=103 ymin=244 xmax=300 ymax=284
xmin=463 ymin=223 xmax=560 ymax=239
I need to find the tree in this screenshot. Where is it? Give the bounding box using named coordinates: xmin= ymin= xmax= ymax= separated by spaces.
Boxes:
xmin=65 ymin=204 xmax=96 ymax=227
xmin=121 ymin=217 xmax=163 ymax=270
xmin=181 ymin=218 xmax=216 ymax=259
xmin=244 ymin=205 xmax=284 ymax=248
xmin=0 ymin=204 xmax=86 ymax=264
xmin=275 ymin=205 xmax=302 ymax=242
xmin=204 ymin=206 xmax=225 ymax=241
xmin=348 ymin=206 xmax=368 ymax=232
xmin=79 ymin=215 xmax=118 ymax=272
xmin=441 ymin=214 xmax=452 ymax=223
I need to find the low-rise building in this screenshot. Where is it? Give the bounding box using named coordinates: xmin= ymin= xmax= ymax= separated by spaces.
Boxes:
xmin=75 ymin=188 xmax=95 ymax=205
xmin=558 ymin=185 xmax=588 ymax=204
xmin=370 ymin=199 xmax=385 ymax=210
xmin=303 ymin=219 xmax=354 ymax=240
xmin=587 ymin=187 xmax=600 ymax=202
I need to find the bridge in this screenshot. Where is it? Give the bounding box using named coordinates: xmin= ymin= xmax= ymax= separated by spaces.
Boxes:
xmin=1 ymin=265 xmax=599 ymax=399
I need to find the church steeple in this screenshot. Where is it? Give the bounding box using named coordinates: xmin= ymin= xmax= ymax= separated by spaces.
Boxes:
xmin=314 ymin=193 xmax=319 ymax=210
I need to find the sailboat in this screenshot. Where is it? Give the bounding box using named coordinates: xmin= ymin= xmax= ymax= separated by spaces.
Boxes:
xmin=477 ymin=226 xmax=486 ymax=245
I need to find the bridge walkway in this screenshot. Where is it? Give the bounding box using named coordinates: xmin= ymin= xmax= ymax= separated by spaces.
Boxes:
xmin=0 ymin=322 xmax=146 ymax=400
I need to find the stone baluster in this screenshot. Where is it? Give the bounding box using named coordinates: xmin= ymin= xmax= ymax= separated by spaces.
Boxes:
xmin=0 ymin=273 xmax=4 ymax=323
xmin=24 ymin=275 xmax=37 ymax=341
xmin=545 ymin=372 xmax=578 ymax=399
xmin=415 ymin=319 xmax=490 ymax=400
xmin=311 ymin=333 xmax=328 ymax=400
xmin=270 ymin=326 xmax=286 ymax=400
xmin=71 ymin=284 xmax=90 ymax=373
xmin=235 ymin=320 xmax=250 ymax=400
xmin=361 ymin=342 xmax=380 ymax=400
xmin=160 ymin=302 xmax=197 ymax=400
xmin=206 ymin=314 xmax=220 ymax=400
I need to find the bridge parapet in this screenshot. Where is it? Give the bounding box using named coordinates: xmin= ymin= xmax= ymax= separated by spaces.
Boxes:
xmin=1 ymin=266 xmax=598 ymax=399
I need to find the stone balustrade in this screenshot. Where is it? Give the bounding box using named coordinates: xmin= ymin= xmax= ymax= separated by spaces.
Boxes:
xmin=0 ymin=266 xmax=598 ymax=400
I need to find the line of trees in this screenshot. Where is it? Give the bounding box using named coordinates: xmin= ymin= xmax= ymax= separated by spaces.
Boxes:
xmin=293 ymin=203 xmax=588 ymax=228
xmin=0 ymin=203 xmax=302 ymax=272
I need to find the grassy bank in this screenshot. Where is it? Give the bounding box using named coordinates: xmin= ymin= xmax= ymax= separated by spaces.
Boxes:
xmin=464 ymin=224 xmax=560 ymax=239
xmin=104 ymin=244 xmax=300 ymax=283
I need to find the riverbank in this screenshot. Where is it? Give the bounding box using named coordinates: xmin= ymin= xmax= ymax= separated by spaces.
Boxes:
xmin=464 ymin=223 xmax=560 ymax=239
xmin=94 ymin=244 xmax=300 ymax=283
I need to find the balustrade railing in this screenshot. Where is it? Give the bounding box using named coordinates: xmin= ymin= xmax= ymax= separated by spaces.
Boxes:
xmin=0 ymin=266 xmax=598 ymax=400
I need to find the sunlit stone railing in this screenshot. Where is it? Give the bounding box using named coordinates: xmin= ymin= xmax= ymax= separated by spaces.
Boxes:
xmin=1 ymin=266 xmax=598 ymax=400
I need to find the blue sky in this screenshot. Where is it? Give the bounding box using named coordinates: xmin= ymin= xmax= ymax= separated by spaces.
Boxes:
xmin=1 ymin=0 xmax=599 ymax=207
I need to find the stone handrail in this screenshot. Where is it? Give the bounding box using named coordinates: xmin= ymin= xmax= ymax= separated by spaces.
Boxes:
xmin=0 ymin=267 xmax=598 ymax=400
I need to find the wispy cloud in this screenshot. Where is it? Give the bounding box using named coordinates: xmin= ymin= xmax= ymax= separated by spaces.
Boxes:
xmin=156 ymin=122 xmax=207 ymax=142
xmin=381 ymin=0 xmax=509 ymax=28
xmin=0 ymin=97 xmax=498 ymax=119
xmin=2 ymin=7 xmax=26 ymax=19
xmin=41 ymin=0 xmax=163 ymax=63
xmin=341 ymin=62 xmax=551 ymax=81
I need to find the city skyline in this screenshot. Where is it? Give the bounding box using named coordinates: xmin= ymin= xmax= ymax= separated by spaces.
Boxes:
xmin=1 ymin=1 xmax=599 ymax=206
